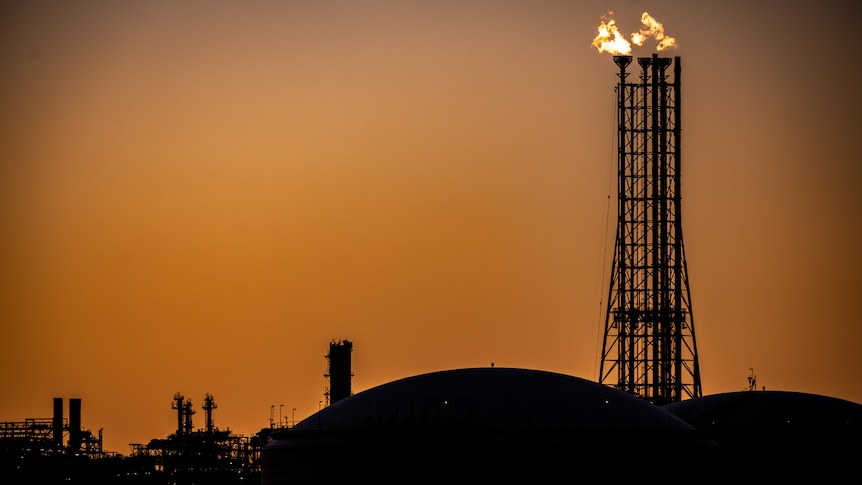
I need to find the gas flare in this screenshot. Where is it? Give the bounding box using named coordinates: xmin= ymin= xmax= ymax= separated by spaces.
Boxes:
xmin=591 ymin=14 xmax=632 ymax=55
xmin=632 ymin=12 xmax=676 ymax=51
xmin=591 ymin=11 xmax=677 ymax=55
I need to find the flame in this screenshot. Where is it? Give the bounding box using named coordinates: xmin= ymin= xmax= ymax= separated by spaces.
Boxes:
xmin=632 ymin=12 xmax=677 ymax=51
xmin=591 ymin=15 xmax=631 ymax=55
xmin=591 ymin=11 xmax=677 ymax=55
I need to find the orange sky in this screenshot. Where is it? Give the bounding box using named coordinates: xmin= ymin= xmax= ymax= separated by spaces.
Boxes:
xmin=2 ymin=0 xmax=860 ymax=454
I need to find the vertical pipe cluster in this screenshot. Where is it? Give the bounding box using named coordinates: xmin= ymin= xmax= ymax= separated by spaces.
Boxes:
xmin=599 ymin=55 xmax=701 ymax=405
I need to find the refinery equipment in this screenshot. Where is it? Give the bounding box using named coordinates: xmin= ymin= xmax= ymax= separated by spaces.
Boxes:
xmin=0 ymin=397 xmax=115 ymax=482
xmin=0 ymin=397 xmax=105 ymax=457
xmin=599 ymin=54 xmax=702 ymax=405
xmin=323 ymin=339 xmax=353 ymax=406
xmin=134 ymin=392 xmax=261 ymax=482
xmin=1 ymin=394 xmax=265 ymax=483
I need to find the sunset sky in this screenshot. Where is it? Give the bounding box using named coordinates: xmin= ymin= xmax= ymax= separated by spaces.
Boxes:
xmin=2 ymin=0 xmax=860 ymax=454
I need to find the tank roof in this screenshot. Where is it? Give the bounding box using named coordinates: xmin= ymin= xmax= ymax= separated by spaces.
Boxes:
xmin=293 ymin=367 xmax=694 ymax=432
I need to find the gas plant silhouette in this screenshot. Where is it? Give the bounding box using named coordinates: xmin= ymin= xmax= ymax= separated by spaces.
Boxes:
xmin=3 ymin=13 xmax=862 ymax=484
xmin=258 ymin=21 xmax=862 ymax=481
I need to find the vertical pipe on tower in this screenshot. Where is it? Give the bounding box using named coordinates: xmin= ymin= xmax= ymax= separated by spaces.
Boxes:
xmin=616 ymin=56 xmax=628 ymax=393
xmin=672 ymin=55 xmax=684 ymax=400
xmin=602 ymin=55 xmax=633 ymax=391
xmin=638 ymin=55 xmax=652 ymax=398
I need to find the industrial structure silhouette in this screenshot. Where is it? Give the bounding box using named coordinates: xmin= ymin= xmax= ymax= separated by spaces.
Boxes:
xmin=3 ymin=56 xmax=861 ymax=483
xmin=599 ymin=54 xmax=701 ymax=404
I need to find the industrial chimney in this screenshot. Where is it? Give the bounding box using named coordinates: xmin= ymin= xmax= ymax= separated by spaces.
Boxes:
xmin=69 ymin=398 xmax=82 ymax=453
xmin=52 ymin=397 xmax=63 ymax=449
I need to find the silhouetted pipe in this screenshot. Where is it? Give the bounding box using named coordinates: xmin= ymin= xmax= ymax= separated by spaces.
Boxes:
xmin=173 ymin=393 xmax=184 ymax=436
xmin=69 ymin=398 xmax=82 ymax=453
xmin=53 ymin=397 xmax=63 ymax=448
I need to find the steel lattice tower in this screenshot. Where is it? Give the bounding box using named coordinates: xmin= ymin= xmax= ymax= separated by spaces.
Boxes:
xmin=598 ymin=54 xmax=702 ymax=405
